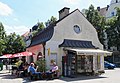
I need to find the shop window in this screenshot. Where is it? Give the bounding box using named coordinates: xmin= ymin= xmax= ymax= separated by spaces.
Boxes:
xmin=111 ymin=12 xmax=115 ymax=16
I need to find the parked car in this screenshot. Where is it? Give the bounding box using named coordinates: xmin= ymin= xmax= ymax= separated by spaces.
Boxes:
xmin=104 ymin=61 xmax=116 ymax=69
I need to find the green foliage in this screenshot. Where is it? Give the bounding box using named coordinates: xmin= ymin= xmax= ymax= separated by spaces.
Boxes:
xmin=35 ymin=58 xmax=46 ymax=72
xmin=106 ymin=7 xmax=120 ymax=50
xmin=45 ymin=16 xmax=57 ymax=27
xmin=32 ymin=22 xmax=45 ymax=36
xmin=0 ymin=22 xmax=6 ymax=55
xmin=38 ymin=22 xmax=45 ymax=31
xmin=85 ymin=4 xmax=106 ymax=46
xmin=3 ymin=33 xmax=26 ymax=54
xmin=0 ymin=22 xmax=6 ymax=39
xmin=32 ymin=16 xmax=57 ymax=36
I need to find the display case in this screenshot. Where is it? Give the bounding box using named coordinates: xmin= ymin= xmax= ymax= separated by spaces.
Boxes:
xmin=62 ymin=51 xmax=77 ymax=77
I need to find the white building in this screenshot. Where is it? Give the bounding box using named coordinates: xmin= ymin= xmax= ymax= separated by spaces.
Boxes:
xmin=26 ymin=7 xmax=111 ymax=77
xmin=106 ymin=0 xmax=120 ymax=18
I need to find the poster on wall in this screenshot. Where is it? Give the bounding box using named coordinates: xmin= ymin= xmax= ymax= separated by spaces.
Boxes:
xmin=49 ymin=53 xmax=57 ymax=64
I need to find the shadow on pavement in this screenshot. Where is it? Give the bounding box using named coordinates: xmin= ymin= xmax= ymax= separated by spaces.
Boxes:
xmin=59 ymin=75 xmax=107 ymax=82
xmin=0 ymin=74 xmax=17 ymax=79
xmin=0 ymin=71 xmax=108 ymax=83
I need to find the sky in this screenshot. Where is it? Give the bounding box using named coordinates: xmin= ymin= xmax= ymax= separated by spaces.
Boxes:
xmin=0 ymin=0 xmax=111 ymax=35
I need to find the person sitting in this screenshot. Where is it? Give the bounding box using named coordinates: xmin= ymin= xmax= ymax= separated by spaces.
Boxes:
xmin=14 ymin=59 xmax=24 ymax=77
xmin=45 ymin=62 xmax=59 ymax=79
xmin=28 ymin=63 xmax=42 ymax=80
xmin=51 ymin=62 xmax=59 ymax=78
xmin=15 ymin=59 xmax=23 ymax=69
xmin=23 ymin=62 xmax=29 ymax=77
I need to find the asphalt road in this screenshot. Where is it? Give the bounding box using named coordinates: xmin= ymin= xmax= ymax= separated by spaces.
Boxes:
xmin=0 ymin=68 xmax=120 ymax=83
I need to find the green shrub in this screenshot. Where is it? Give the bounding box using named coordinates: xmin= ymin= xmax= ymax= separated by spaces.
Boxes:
xmin=35 ymin=58 xmax=46 ymax=72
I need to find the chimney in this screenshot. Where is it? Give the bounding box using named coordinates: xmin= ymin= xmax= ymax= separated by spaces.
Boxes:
xmin=106 ymin=5 xmax=109 ymax=11
xmin=59 ymin=7 xmax=70 ymax=19
xmin=97 ymin=7 xmax=100 ymax=11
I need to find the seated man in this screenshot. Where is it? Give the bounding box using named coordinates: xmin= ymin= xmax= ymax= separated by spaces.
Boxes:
xmin=28 ymin=63 xmax=42 ymax=80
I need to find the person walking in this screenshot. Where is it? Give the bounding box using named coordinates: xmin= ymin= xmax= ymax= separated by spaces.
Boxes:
xmin=0 ymin=59 xmax=3 ymax=71
xmin=5 ymin=59 xmax=8 ymax=70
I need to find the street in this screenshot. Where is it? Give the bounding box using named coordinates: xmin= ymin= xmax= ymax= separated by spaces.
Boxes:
xmin=0 ymin=68 xmax=120 ymax=83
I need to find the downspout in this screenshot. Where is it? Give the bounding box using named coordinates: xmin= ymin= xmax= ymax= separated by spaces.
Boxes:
xmin=42 ymin=42 xmax=46 ymax=58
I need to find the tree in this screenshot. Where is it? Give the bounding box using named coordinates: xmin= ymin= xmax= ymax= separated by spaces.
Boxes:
xmin=3 ymin=33 xmax=26 ymax=54
xmin=32 ymin=16 xmax=57 ymax=36
xmin=85 ymin=5 xmax=106 ymax=47
xmin=106 ymin=18 xmax=116 ymax=49
xmin=35 ymin=58 xmax=46 ymax=72
xmin=32 ymin=22 xmax=45 ymax=36
xmin=106 ymin=7 xmax=120 ymax=50
xmin=0 ymin=22 xmax=6 ymax=55
xmin=115 ymin=7 xmax=120 ymax=50
xmin=45 ymin=16 xmax=57 ymax=27
xmin=38 ymin=22 xmax=45 ymax=31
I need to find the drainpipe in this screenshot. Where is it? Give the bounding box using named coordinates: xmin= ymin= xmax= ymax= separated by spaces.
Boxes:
xmin=42 ymin=42 xmax=46 ymax=58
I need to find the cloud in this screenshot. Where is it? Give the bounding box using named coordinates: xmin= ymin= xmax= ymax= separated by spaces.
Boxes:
xmin=64 ymin=0 xmax=80 ymax=5
xmin=3 ymin=24 xmax=30 ymax=35
xmin=0 ymin=2 xmax=13 ymax=16
xmin=13 ymin=18 xmax=19 ymax=22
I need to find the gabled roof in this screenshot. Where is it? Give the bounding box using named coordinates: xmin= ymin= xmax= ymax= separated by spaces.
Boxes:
xmin=59 ymin=39 xmax=97 ymax=49
xmin=29 ymin=23 xmax=55 ymax=47
xmin=99 ymin=7 xmax=108 ymax=17
xmin=29 ymin=9 xmax=78 ymax=47
xmin=21 ymin=31 xmax=29 ymax=37
xmin=29 ymin=9 xmax=85 ymax=47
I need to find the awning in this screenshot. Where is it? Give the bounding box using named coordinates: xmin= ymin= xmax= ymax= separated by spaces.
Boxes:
xmin=0 ymin=52 xmax=34 ymax=58
xmin=0 ymin=54 xmax=13 ymax=58
xmin=12 ymin=52 xmax=34 ymax=58
xmin=65 ymin=48 xmax=112 ymax=56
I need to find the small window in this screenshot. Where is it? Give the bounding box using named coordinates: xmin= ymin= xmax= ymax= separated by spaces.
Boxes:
xmin=116 ymin=0 xmax=118 ymax=3
xmin=73 ymin=25 xmax=81 ymax=34
xmin=111 ymin=12 xmax=115 ymax=16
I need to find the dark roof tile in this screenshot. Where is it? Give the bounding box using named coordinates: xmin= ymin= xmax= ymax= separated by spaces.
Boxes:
xmin=59 ymin=39 xmax=97 ymax=48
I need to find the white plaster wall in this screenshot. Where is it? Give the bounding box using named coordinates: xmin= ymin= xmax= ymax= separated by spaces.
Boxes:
xmin=110 ymin=0 xmax=120 ymax=4
xmin=106 ymin=2 xmax=120 ymax=18
xmin=93 ymin=56 xmax=96 ymax=71
xmin=45 ymin=9 xmax=103 ymax=72
xmin=100 ymin=55 xmax=104 ymax=71
xmin=49 ymin=10 xmax=103 ymax=49
xmin=93 ymin=55 xmax=104 ymax=72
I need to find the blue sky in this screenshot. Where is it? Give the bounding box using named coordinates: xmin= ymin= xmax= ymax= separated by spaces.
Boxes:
xmin=0 ymin=0 xmax=111 ymax=35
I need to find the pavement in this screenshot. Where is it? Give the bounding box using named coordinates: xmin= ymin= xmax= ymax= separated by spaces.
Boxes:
xmin=0 ymin=66 xmax=120 ymax=83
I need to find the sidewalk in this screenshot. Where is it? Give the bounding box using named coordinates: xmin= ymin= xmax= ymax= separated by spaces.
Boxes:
xmin=0 ymin=70 xmax=23 ymax=83
xmin=1 ymin=66 xmax=119 ymax=83
xmin=0 ymin=69 xmax=106 ymax=83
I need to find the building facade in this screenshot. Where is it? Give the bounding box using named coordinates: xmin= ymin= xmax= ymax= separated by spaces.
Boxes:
xmin=26 ymin=7 xmax=111 ymax=77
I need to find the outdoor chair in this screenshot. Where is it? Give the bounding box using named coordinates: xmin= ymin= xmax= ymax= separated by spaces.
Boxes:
xmin=29 ymin=71 xmax=43 ymax=80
